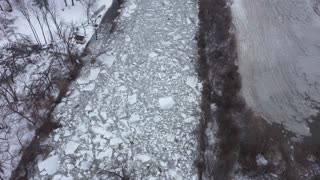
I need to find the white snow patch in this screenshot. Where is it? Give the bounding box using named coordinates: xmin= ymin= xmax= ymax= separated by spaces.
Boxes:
xmin=256 ymin=154 xmax=268 ymax=166
xmin=159 ymin=97 xmax=175 ymax=109
xmin=65 ymin=141 xmax=80 ymax=155
xmin=38 ymin=155 xmax=59 ymax=175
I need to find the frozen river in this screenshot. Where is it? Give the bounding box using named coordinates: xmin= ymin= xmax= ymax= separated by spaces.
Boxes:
xmin=35 ymin=0 xmax=200 ymax=179
xmin=232 ymin=0 xmax=320 ymax=136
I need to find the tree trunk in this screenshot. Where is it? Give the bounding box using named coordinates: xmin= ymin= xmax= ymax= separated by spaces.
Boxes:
xmin=44 ymin=18 xmax=54 ymax=42
xmin=5 ymin=0 xmax=12 ymax=11
xmin=27 ymin=20 xmax=41 ymax=45
xmin=42 ymin=10 xmax=54 ymax=43
xmin=64 ymin=0 xmax=68 ymax=6
xmin=35 ymin=16 xmax=47 ymax=44
xmin=71 ymin=0 xmax=74 ymax=6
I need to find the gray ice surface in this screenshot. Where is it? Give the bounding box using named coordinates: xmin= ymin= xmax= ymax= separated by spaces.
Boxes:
xmin=35 ymin=0 xmax=201 ymax=179
xmin=232 ymin=0 xmax=320 ymax=136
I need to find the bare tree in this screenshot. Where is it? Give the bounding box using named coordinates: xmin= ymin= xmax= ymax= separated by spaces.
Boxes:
xmin=0 ymin=11 xmax=15 ymax=37
xmin=40 ymin=7 xmax=54 ymax=43
xmin=0 ymin=80 xmax=36 ymax=126
xmin=29 ymin=4 xmax=47 ymax=44
xmin=61 ymin=23 xmax=77 ymax=65
xmin=45 ymin=1 xmax=63 ymax=39
xmin=4 ymin=0 xmax=12 ymax=11
xmin=14 ymin=0 xmax=41 ymax=44
xmin=80 ymin=0 xmax=98 ymax=24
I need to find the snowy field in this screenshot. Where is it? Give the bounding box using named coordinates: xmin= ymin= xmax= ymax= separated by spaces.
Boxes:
xmin=232 ymin=0 xmax=320 ymax=136
xmin=34 ymin=0 xmax=200 ymax=179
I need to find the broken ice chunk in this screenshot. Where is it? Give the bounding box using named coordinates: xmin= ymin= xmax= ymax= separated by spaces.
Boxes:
xmin=186 ymin=76 xmax=198 ymax=89
xmin=77 ymin=77 xmax=89 ymax=85
xmin=110 ymin=137 xmax=123 ymax=146
xmin=129 ymin=113 xmax=140 ymax=122
xmin=173 ymin=34 xmax=182 ymax=40
xmin=38 ymin=155 xmax=59 ymax=175
xmin=53 ymin=174 xmax=74 ymax=180
xmin=88 ymin=68 xmax=100 ymax=81
xmin=159 ymin=97 xmax=175 ymax=109
xmin=65 ymin=141 xmax=80 ymax=155
xmin=149 ymin=52 xmax=158 ymax=58
xmin=54 ymin=134 xmax=60 ymax=142
xmin=184 ymin=116 xmax=195 ymax=123
xmin=82 ymin=83 xmax=95 ymax=91
xmin=96 ymin=54 xmax=116 ymax=68
xmin=135 ymin=154 xmax=151 ymax=162
xmin=167 ymin=134 xmax=175 ymax=142
xmin=128 ymin=94 xmax=137 ymax=104
xmin=85 ymin=104 xmax=93 ymax=111
xmin=168 ymin=170 xmax=183 ymax=180
xmin=90 ymin=126 xmax=114 ymax=139
xmin=96 ymin=148 xmax=113 ymax=159
xmin=79 ymin=161 xmax=91 ymax=170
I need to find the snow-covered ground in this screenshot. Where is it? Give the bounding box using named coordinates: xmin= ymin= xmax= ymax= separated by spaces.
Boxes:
xmin=35 ymin=0 xmax=200 ymax=179
xmin=0 ymin=1 xmax=115 ymax=179
xmin=232 ymin=0 xmax=320 ymax=136
xmin=0 ymin=0 xmax=112 ymax=46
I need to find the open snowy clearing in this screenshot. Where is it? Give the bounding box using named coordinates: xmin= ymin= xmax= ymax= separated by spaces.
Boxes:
xmin=35 ymin=0 xmax=200 ymax=179
xmin=232 ymin=0 xmax=320 ymax=136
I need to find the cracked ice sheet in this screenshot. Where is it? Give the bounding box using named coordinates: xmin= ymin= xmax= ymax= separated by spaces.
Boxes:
xmin=35 ymin=0 xmax=200 ymax=179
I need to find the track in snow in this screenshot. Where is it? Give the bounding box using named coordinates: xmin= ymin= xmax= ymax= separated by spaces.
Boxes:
xmin=35 ymin=0 xmax=200 ymax=179
xmin=232 ymin=0 xmax=320 ymax=136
